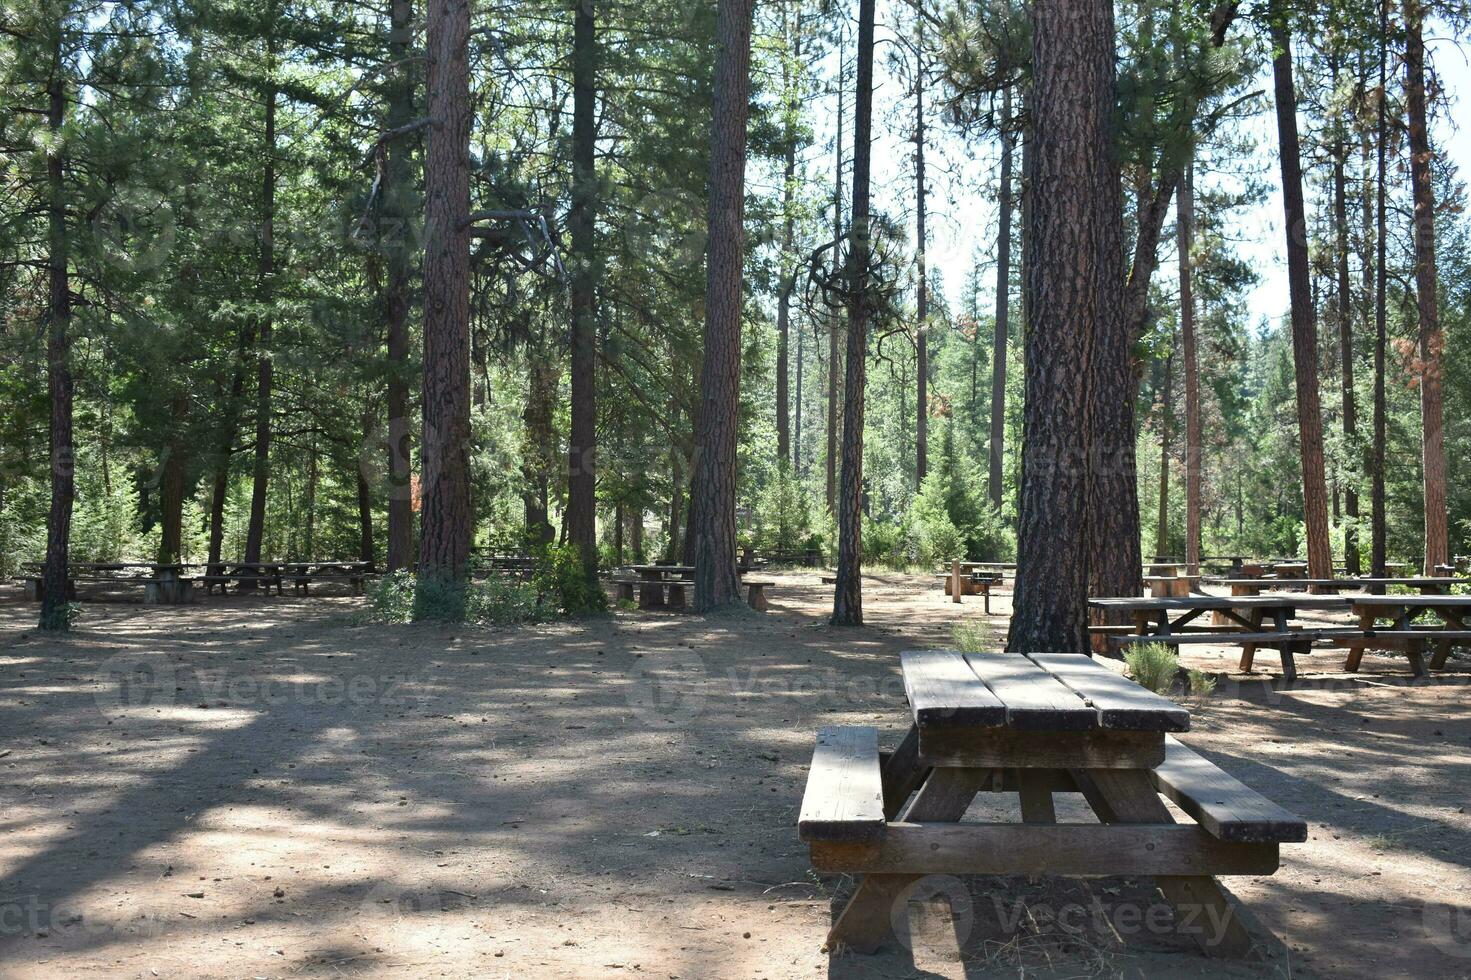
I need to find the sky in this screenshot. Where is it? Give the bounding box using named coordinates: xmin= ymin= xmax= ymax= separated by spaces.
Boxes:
xmin=778 ymin=10 xmax=1471 ymax=337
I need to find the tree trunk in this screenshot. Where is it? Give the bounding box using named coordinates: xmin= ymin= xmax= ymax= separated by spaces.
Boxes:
xmin=988 ymin=85 xmax=1013 ymax=511
xmin=1404 ymin=0 xmax=1447 ymax=574
xmin=243 ymin=75 xmax=276 ymax=572
xmin=1178 ymin=165 xmax=1203 ymax=574
xmin=692 ymin=0 xmax=755 ymax=611
xmin=304 ymin=435 xmax=319 ymax=559
xmin=40 ymin=58 xmax=74 ymax=630
xmin=523 ymin=356 xmax=556 ymax=545
xmin=358 ymin=412 xmax=376 ymax=564
xmin=383 ymin=0 xmax=417 ymax=572
xmin=417 ymin=0 xmax=474 ymax=584
xmin=826 ymin=27 xmax=843 ymax=514
xmin=1008 ymin=0 xmax=1122 ymax=655
xmin=774 ymin=11 xmax=799 ymax=468
xmin=794 ymin=288 xmax=804 ymax=471
xmin=157 ymin=395 xmax=189 ymax=565
xmin=831 ymin=0 xmax=875 ymax=627
xmin=1331 ymin=65 xmax=1360 ymax=575
xmin=566 ymin=0 xmax=600 ymax=576
xmin=1156 ymin=341 xmax=1173 ymax=560
xmin=913 ymin=9 xmax=929 ymax=491
xmin=1270 ymin=9 xmax=1333 ymax=579
xmin=1371 ymin=0 xmax=1389 ymax=577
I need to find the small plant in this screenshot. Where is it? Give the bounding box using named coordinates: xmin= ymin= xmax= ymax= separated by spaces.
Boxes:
xmin=950 ymin=620 xmax=991 ymax=654
xmin=617 ymin=597 xmax=637 ymax=612
xmin=367 ymin=570 xmax=417 ymax=623
xmin=1187 ymin=668 xmax=1217 ymax=698
xmin=1124 ymin=642 xmax=1180 ymax=695
xmin=531 ymin=544 xmax=609 ymax=617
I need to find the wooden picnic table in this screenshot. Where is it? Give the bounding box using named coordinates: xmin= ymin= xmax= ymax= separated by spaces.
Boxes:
xmin=15 ymin=561 xmax=196 ymax=604
xmin=1209 ymin=576 xmax=1470 ymax=597
xmin=625 ymin=564 xmax=695 ymax=609
xmin=799 ymin=650 xmax=1304 ymax=957
xmin=1090 ymin=595 xmax=1352 ymax=680
xmin=1341 ymin=593 xmax=1471 ymax=676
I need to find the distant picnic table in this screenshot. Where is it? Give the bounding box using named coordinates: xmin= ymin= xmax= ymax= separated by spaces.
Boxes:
xmin=17 ymin=561 xmax=196 ymax=604
xmin=1207 ymin=576 xmax=1471 ymax=597
xmin=1342 ymin=593 xmax=1471 ymax=677
xmin=1089 ymin=594 xmax=1353 ymax=681
xmin=798 ymin=650 xmax=1304 ymax=957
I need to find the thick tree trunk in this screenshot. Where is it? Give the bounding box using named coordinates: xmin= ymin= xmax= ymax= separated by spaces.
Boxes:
xmin=1178 ymin=165 xmax=1203 ymax=573
xmin=417 ymin=0 xmax=474 ymax=584
xmin=566 ymin=0 xmax=599 ymax=576
xmin=826 ymin=32 xmax=843 ymax=514
xmin=157 ymin=395 xmax=189 ymax=565
xmin=40 ymin=61 xmax=74 ymax=630
xmin=1271 ymin=11 xmax=1333 ymax=579
xmin=383 ymin=0 xmax=417 ymax=572
xmin=1371 ymin=0 xmax=1389 ymax=577
xmin=691 ymin=0 xmax=755 ymax=612
xmin=831 ymin=0 xmax=875 ymax=626
xmin=1008 ymin=0 xmax=1122 ymax=655
xmin=243 ymin=78 xmax=276 ymax=572
xmin=988 ymin=85 xmax=1013 ymax=511
xmin=358 ymin=412 xmax=376 ymax=564
xmin=523 ymin=357 xmax=556 ymax=545
xmin=1404 ymin=1 xmax=1448 ymax=573
xmin=913 ymin=11 xmax=929 ymax=491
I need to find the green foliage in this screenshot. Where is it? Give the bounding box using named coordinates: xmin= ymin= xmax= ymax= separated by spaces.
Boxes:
xmin=1187 ymin=668 xmax=1217 ymax=698
xmin=369 ymin=569 xmax=546 ymax=626
xmin=910 ymin=422 xmax=1012 ymax=564
xmin=1124 ymin=643 xmax=1180 ymax=696
xmin=863 ymin=514 xmax=913 ymax=567
xmin=950 ymin=619 xmax=992 ymax=654
xmin=531 ymin=544 xmax=609 ymax=617
xmin=755 ymin=464 xmax=814 ymax=555
xmin=38 ymin=601 xmax=83 ymax=632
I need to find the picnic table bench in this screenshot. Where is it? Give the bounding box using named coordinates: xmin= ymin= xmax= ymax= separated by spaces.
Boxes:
xmin=617 ymin=565 xmax=773 ymax=612
xmin=1089 ymin=595 xmax=1352 ymax=681
xmin=798 ymin=650 xmax=1305 ymax=957
xmin=282 ymin=561 xmax=373 ymax=595
xmin=16 ymin=562 xmax=196 ymax=604
xmin=201 ymin=562 xmax=287 ymax=595
xmin=1342 ymin=593 xmax=1471 ymax=676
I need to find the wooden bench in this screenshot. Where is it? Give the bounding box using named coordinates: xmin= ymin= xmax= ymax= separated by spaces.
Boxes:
xmin=201 ymin=574 xmax=285 ymax=596
xmin=290 ymin=573 xmax=368 ymax=596
xmin=744 ymin=578 xmax=774 ymax=612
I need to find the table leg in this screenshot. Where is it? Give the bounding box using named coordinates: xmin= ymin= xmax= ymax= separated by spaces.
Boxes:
xmin=1076 ymin=769 xmax=1259 ymax=959
xmin=1345 ymin=609 xmax=1376 ymax=672
xmin=1016 ymin=769 xmax=1056 ymax=824
xmin=1272 ymin=609 xmax=1297 ymax=682
xmin=1239 ymin=609 xmax=1264 ymax=673
xmin=827 ymin=767 xmax=987 ymax=954
xmin=1430 ymin=611 xmax=1466 ymax=670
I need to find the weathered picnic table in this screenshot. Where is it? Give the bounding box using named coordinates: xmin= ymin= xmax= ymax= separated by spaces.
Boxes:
xmin=941 ymin=560 xmax=1003 ymax=611
xmin=1209 ymin=576 xmax=1470 ymax=598
xmin=625 ymin=564 xmax=695 ymax=609
xmin=280 ymin=561 xmax=373 ymax=595
xmin=798 ymin=650 xmax=1305 ymax=957
xmin=202 ymin=562 xmax=289 ymax=595
xmin=1342 ymin=593 xmax=1471 ymax=676
xmin=17 ymin=562 xmax=196 ymax=604
xmin=1089 ymin=594 xmax=1352 ymax=681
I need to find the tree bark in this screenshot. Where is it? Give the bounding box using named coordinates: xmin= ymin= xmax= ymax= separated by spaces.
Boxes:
xmin=243 ymin=73 xmax=276 ymax=573
xmin=523 ymin=356 xmax=557 ymax=545
xmin=40 ymin=55 xmax=74 ymax=630
xmin=1008 ymin=0 xmax=1122 ymax=655
xmin=1270 ymin=9 xmax=1333 ymax=579
xmin=358 ymin=411 xmax=376 ymax=564
xmin=831 ymin=0 xmax=876 ymax=627
xmin=913 ymin=9 xmax=929 ymax=491
xmin=1331 ymin=59 xmax=1360 ymax=575
xmin=417 ymin=0 xmax=474 ymax=584
xmin=1178 ymin=165 xmax=1202 ymax=574
xmin=774 ymin=10 xmax=799 ymax=468
xmin=1404 ymin=0 xmax=1448 ymax=574
xmin=157 ymin=395 xmax=189 ymax=565
xmin=1371 ymin=0 xmax=1390 ymax=577
xmin=692 ymin=0 xmax=756 ymax=612
xmin=566 ymin=0 xmax=600 ymax=576
xmin=383 ymin=0 xmax=417 ymax=572
xmin=826 ymin=26 xmax=843 ymax=514
xmin=1156 ymin=340 xmax=1174 ymax=560
xmin=988 ymin=85 xmax=1013 ymax=511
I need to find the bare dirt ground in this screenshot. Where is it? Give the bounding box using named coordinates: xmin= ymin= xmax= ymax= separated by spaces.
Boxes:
xmin=2 ymin=572 xmax=1469 ymax=979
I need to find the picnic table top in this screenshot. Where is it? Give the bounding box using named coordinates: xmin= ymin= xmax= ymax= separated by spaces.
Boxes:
xmin=900 ymin=649 xmax=1190 ymax=734
xmin=1208 ymin=576 xmax=1469 ymax=588
xmin=1340 ymin=593 xmax=1471 ymax=608
xmin=1090 ymin=594 xmax=1349 ymax=611
xmin=628 ymin=564 xmax=694 ymax=574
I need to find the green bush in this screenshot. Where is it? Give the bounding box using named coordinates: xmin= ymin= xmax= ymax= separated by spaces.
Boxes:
xmin=755 ymin=464 xmax=814 ymax=555
xmin=1187 ymin=668 xmax=1217 ymax=698
xmin=1125 ymin=643 xmax=1180 ymax=695
xmin=531 ymin=543 xmax=608 ymax=617
xmin=367 ymin=567 xmax=551 ymax=626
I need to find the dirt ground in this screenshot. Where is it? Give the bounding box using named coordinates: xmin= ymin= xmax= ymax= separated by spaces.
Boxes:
xmin=1 ymin=571 xmax=1469 ymax=979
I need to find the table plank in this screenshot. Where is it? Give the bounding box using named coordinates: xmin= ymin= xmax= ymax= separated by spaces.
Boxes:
xmin=962 ymin=654 xmax=1097 ymax=731
xmin=1027 ymin=653 xmax=1190 ymax=732
xmin=899 ymin=650 xmax=1006 ymax=729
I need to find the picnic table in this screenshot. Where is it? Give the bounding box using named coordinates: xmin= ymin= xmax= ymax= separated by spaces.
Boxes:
xmin=941 ymin=560 xmax=1003 ymax=612
xmin=625 ymin=564 xmax=695 ymax=610
xmin=279 ymin=561 xmax=374 ymax=595
xmin=798 ymin=650 xmax=1305 ymax=957
xmin=16 ymin=561 xmax=196 ymax=604
xmin=1089 ymin=594 xmax=1352 ymax=681
xmin=1342 ymin=593 xmax=1471 ymax=676
xmin=201 ymin=562 xmax=288 ymax=595
xmin=1210 ymin=576 xmax=1470 ymax=597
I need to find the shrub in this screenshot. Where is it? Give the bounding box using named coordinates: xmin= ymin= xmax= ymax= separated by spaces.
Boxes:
xmin=755 ymin=464 xmax=814 ymax=555
xmin=1187 ymin=668 xmax=1217 ymax=698
xmin=1124 ymin=642 xmax=1179 ymax=695
xmin=531 ymin=543 xmax=608 ymax=617
xmin=367 ymin=566 xmax=555 ymax=626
